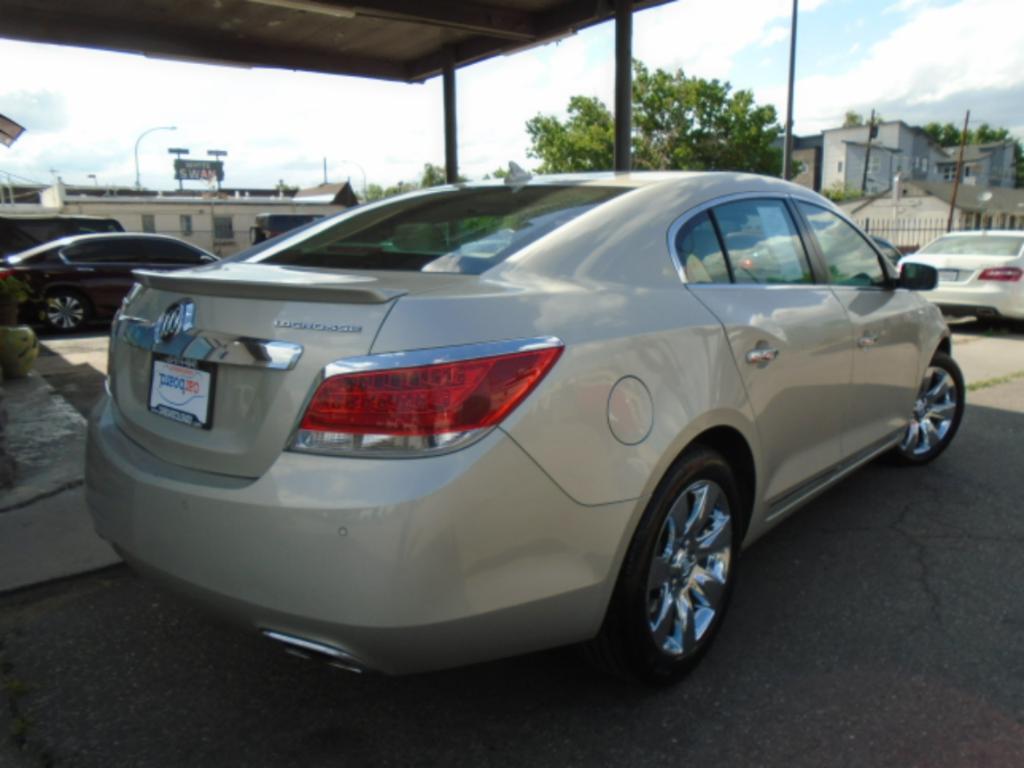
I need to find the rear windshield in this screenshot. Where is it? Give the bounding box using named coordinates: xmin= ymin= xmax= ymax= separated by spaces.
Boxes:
xmin=919 ymin=235 xmax=1024 ymax=256
xmin=251 ymin=185 xmax=625 ymax=274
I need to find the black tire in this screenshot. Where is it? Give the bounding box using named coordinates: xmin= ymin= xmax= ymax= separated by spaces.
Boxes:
xmin=44 ymin=289 xmax=92 ymax=333
xmin=886 ymin=351 xmax=964 ymax=466
xmin=586 ymin=446 xmax=742 ymax=685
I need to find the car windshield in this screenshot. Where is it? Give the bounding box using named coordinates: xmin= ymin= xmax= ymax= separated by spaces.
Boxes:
xmin=249 ymin=185 xmax=626 ymax=275
xmin=918 ymin=235 xmax=1024 ymax=256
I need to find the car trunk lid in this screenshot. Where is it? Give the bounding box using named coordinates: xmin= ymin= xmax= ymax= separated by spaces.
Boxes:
xmin=108 ymin=263 xmax=462 ymax=478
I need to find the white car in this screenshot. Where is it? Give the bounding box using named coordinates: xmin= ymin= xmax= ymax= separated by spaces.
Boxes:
xmin=901 ymin=230 xmax=1024 ymax=322
xmin=86 ymin=172 xmax=963 ymax=684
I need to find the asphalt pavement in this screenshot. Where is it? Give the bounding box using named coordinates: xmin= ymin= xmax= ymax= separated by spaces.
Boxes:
xmin=1 ymin=322 xmax=1022 ymax=767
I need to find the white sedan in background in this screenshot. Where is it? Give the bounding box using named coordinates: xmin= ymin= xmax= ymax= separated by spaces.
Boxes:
xmin=901 ymin=231 xmax=1024 ymax=322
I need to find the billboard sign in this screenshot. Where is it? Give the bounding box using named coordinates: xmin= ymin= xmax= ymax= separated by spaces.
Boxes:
xmin=174 ymin=159 xmax=224 ymax=182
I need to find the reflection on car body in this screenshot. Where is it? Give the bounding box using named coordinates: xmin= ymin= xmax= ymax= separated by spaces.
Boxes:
xmin=86 ymin=172 xmax=964 ymax=683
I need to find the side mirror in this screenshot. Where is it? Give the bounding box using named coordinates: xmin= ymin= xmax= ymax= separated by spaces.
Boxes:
xmin=899 ymin=262 xmax=937 ymax=291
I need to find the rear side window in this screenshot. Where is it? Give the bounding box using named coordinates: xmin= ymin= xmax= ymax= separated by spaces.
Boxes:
xmin=712 ymin=199 xmax=813 ymax=284
xmin=253 ymin=185 xmax=626 ymax=275
xmin=796 ymin=202 xmax=885 ymax=287
xmin=675 ymin=212 xmax=731 ymax=283
xmin=64 ymin=239 xmax=141 ymax=264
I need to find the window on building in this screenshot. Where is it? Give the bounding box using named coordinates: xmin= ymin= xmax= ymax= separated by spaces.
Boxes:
xmin=942 ymin=165 xmax=956 ymax=182
xmin=213 ymin=215 xmax=234 ymax=241
xmin=922 ymin=158 xmax=929 ymax=172
xmin=838 ymin=161 xmax=844 ymax=173
xmin=141 ymin=214 xmax=156 ymax=233
xmin=868 ymin=155 xmax=881 ymax=173
xmin=180 ymin=214 xmax=193 ymax=236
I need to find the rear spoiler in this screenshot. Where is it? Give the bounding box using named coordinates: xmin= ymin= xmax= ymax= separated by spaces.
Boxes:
xmin=133 ymin=263 xmax=405 ymax=304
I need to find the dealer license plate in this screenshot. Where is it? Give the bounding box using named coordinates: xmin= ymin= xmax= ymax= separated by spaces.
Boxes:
xmin=938 ymin=269 xmax=959 ymax=282
xmin=148 ymin=357 xmax=214 ymax=429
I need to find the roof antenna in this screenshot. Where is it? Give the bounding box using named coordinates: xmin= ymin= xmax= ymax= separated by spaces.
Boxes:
xmin=504 ymin=161 xmax=532 ymax=190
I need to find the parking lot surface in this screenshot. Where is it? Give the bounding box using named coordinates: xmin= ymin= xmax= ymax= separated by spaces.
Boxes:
xmin=2 ymin=323 xmax=1023 ymax=767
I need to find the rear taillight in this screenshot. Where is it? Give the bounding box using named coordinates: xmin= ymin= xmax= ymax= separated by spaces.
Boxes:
xmin=978 ymin=267 xmax=1022 ymax=282
xmin=291 ymin=339 xmax=563 ymax=456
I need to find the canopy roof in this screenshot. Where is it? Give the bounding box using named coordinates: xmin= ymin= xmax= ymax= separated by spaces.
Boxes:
xmin=0 ymin=0 xmax=670 ymax=82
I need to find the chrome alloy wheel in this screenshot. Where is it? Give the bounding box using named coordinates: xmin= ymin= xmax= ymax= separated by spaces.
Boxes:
xmin=646 ymin=479 xmax=733 ymax=657
xmin=46 ymin=294 xmax=85 ymax=330
xmin=900 ymin=366 xmax=958 ymax=457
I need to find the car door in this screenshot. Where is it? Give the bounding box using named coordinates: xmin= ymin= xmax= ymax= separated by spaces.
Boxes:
xmin=793 ymin=201 xmax=922 ymax=458
xmin=673 ymin=196 xmax=855 ymax=507
xmin=59 ymin=239 xmax=142 ymax=314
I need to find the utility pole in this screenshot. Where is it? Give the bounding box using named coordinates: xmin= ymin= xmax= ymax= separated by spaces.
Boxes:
xmin=860 ymin=109 xmax=876 ymax=195
xmin=947 ymin=110 xmax=970 ymax=233
xmin=782 ymin=0 xmax=798 ymax=180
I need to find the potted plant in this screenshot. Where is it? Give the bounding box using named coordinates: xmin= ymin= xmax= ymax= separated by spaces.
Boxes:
xmin=0 ymin=271 xmax=38 ymax=379
xmin=0 ymin=270 xmax=30 ymax=326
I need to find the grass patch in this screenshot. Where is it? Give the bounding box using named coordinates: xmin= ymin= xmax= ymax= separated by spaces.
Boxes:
xmin=967 ymin=370 xmax=1024 ymax=392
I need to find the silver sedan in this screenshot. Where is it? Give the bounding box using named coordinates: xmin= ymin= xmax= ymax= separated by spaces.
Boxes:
xmin=86 ymin=172 xmax=964 ymax=684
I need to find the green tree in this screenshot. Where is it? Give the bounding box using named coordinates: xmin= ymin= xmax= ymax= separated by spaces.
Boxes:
xmin=525 ymin=95 xmax=615 ymax=173
xmin=526 ymin=61 xmax=784 ymax=175
xmin=842 ymin=111 xmax=864 ymax=128
xmin=419 ymin=163 xmax=447 ymax=188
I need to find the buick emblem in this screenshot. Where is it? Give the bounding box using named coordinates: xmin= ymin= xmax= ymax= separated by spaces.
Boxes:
xmin=156 ymin=300 xmax=195 ymax=341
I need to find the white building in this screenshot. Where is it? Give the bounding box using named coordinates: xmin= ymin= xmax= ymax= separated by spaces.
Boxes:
xmin=822 ymin=121 xmax=1017 ymax=196
xmin=5 ymin=182 xmax=355 ymax=256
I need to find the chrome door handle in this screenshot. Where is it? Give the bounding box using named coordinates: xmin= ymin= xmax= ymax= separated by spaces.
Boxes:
xmin=746 ymin=347 xmax=779 ymax=365
xmin=858 ymin=332 xmax=880 ymax=348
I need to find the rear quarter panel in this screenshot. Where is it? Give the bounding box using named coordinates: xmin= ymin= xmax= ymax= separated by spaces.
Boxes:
xmin=371 ymin=279 xmax=761 ymax=517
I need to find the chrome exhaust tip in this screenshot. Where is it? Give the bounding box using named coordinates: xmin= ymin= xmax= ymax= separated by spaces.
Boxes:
xmin=262 ymin=629 xmax=367 ymax=674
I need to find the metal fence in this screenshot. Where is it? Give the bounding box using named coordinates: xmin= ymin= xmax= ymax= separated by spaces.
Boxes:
xmin=854 ymin=218 xmax=952 ymax=251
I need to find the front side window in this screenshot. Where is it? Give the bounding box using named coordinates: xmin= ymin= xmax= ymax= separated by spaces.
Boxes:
xmin=712 ymin=199 xmax=813 ymax=285
xmin=675 ymin=212 xmax=730 ymax=283
xmin=63 ymin=240 xmax=137 ymax=264
xmin=146 ymin=240 xmax=207 ymax=265
xmin=252 ymin=185 xmax=625 ymax=275
xmin=796 ymin=202 xmax=885 ymax=287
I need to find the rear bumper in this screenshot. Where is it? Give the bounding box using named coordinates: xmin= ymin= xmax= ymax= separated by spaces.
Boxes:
xmin=926 ymin=283 xmax=1024 ymax=320
xmin=85 ymin=395 xmax=637 ymax=674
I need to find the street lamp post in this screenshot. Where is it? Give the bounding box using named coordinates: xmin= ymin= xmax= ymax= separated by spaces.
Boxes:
xmin=134 ymin=125 xmax=176 ymax=189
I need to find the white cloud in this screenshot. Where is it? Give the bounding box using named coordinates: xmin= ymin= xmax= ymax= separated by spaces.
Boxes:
xmin=634 ymin=0 xmax=825 ymax=78
xmin=760 ymin=25 xmax=792 ymax=48
xmin=883 ymin=0 xmax=931 ymax=14
xmin=759 ymin=0 xmax=1024 ymax=135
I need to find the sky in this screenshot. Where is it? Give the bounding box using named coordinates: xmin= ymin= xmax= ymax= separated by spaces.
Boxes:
xmin=0 ymin=0 xmax=1022 ymax=192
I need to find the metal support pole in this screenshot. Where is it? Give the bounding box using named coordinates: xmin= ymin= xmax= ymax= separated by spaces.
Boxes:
xmin=443 ymin=50 xmax=458 ymax=184
xmin=947 ymin=110 xmax=970 ymax=232
xmin=613 ymin=0 xmax=632 ymax=172
xmin=782 ymin=0 xmax=798 ymax=179
xmin=860 ymin=109 xmax=875 ymax=195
